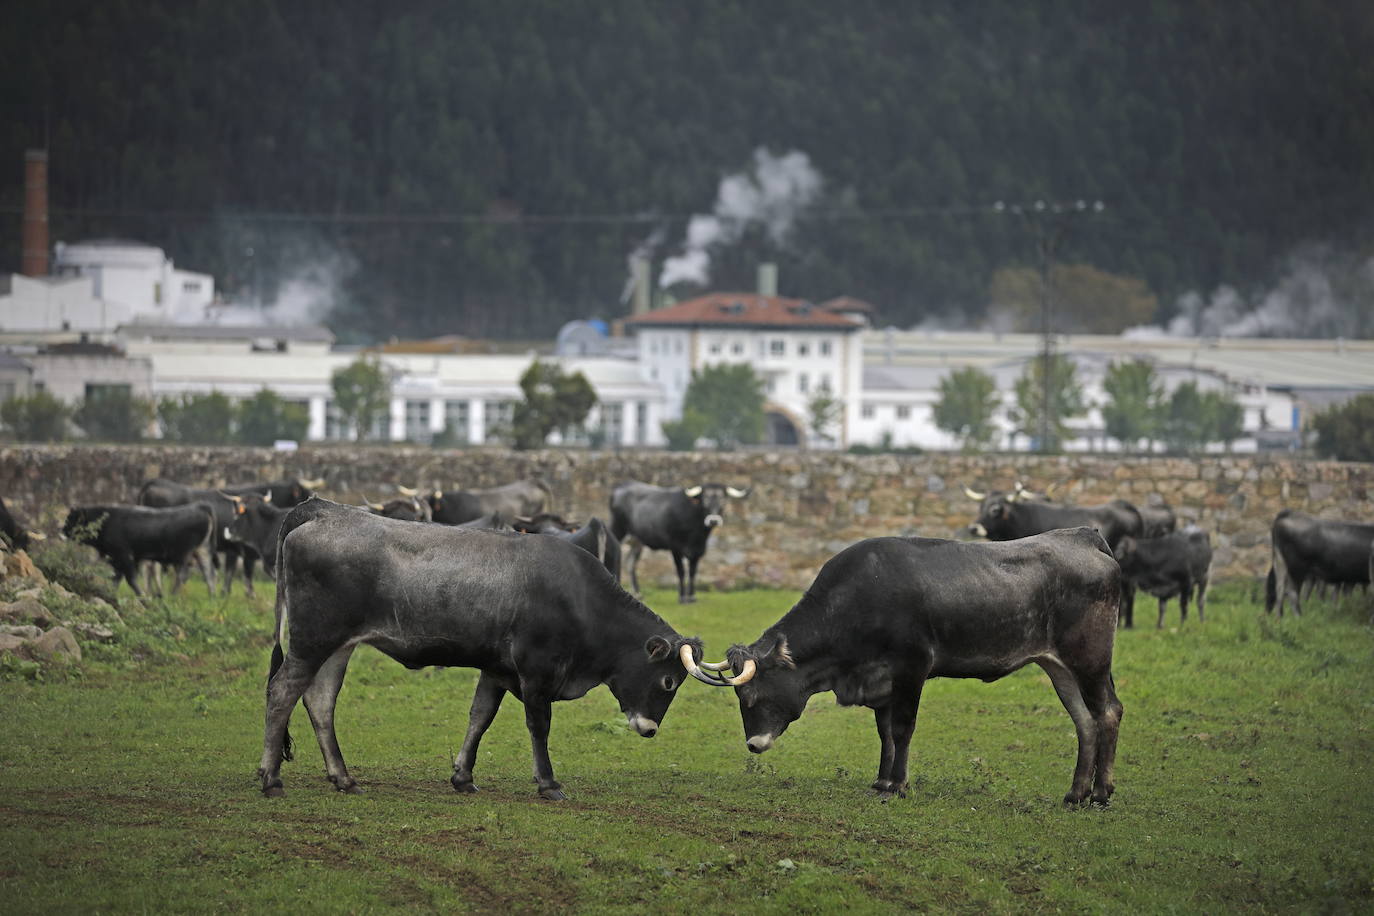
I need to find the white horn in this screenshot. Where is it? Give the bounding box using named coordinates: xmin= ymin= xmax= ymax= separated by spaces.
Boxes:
xmin=679 ymin=644 xmax=730 ymax=686
xmin=722 ymin=659 xmax=758 ymax=686
xmin=219 ymin=491 xmax=243 ymax=504
xmin=725 ymin=486 xmax=749 ymax=498
xmin=684 ymin=485 xmax=703 ymax=498
xmin=263 ymin=491 xmax=273 ymax=504
xmin=963 ymin=486 xmax=986 ymax=501
xmin=397 ymin=485 xmax=418 ymax=497
xmin=434 ymin=489 xmax=443 ymax=499
xmin=300 ymin=477 xmax=325 ymax=489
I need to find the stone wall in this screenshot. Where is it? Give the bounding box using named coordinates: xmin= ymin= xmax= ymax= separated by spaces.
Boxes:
xmin=3 ymin=445 xmax=1372 ymax=590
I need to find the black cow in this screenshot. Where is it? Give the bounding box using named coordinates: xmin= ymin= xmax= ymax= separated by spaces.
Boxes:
xmin=417 ymin=479 xmax=552 ymax=526
xmin=966 ymin=485 xmax=1142 ymax=548
xmin=224 ymin=496 xmax=289 ymax=577
xmin=0 ymin=496 xmax=40 ymax=551
xmin=365 ymin=494 xmax=432 ymax=522
xmin=257 ymin=498 xmax=706 ymax=800
xmin=691 ymin=529 xmax=1122 ymax=806
xmin=63 ymin=504 xmax=216 ymax=596
xmin=609 ymin=481 xmax=749 ymax=603
xmin=1114 ymin=528 xmax=1212 ymax=628
xmin=1265 ymin=510 xmax=1374 ymax=616
xmin=1130 ymin=501 xmax=1177 ymax=538
xmin=138 ymin=478 xmax=313 ymax=595
xmin=514 ymin=513 xmax=621 ymax=582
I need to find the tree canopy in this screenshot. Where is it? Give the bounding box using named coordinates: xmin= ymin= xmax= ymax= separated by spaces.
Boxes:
xmin=678 ymin=364 xmax=765 ymax=450
xmin=510 ymin=360 xmax=597 ymax=450
xmin=1101 ymin=360 xmax=1164 ymax=451
xmin=331 ymin=357 xmax=391 ymax=441
xmin=932 ymin=367 xmax=1001 ymax=451
xmin=1010 ymin=355 xmax=1085 ymax=453
xmin=4 ymin=2 xmax=1371 ymax=342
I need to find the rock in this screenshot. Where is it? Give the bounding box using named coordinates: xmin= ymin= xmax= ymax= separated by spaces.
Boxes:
xmin=28 ymin=626 xmax=81 ymax=663
xmin=1 ymin=551 xmax=46 ymax=585
xmin=0 ymin=624 xmax=43 ymax=640
xmin=13 ymin=587 xmax=42 ymax=601
xmin=0 ymin=597 xmax=51 ymax=628
xmin=69 ymin=622 xmax=115 ymax=643
xmin=0 ymin=634 xmax=27 ymax=654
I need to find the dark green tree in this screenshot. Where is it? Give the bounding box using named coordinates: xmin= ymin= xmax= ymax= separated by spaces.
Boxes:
xmin=158 ymin=391 xmax=235 ymax=443
xmin=932 ymin=367 xmax=1001 ymax=451
xmin=510 ymin=360 xmax=598 ymax=450
xmin=331 ymin=357 xmax=391 ymax=441
xmin=661 ymin=409 xmax=708 ymax=452
xmin=72 ymin=388 xmax=155 ymax=442
xmin=1159 ymin=382 xmax=1244 ymax=454
xmin=1311 ymin=394 xmax=1374 ymax=462
xmin=680 ymin=364 xmax=765 ymax=450
xmin=0 ymin=392 xmax=70 ymax=442
xmin=237 ymin=389 xmax=310 ymax=446
xmin=1010 ymin=356 xmax=1085 ymax=453
xmin=1101 ymin=360 xmax=1164 ymax=452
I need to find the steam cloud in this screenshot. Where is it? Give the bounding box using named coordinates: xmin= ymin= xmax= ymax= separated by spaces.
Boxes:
xmin=659 ymin=148 xmax=824 ymax=288
xmin=1126 ymin=244 xmax=1374 ymax=340
xmin=175 ymin=238 xmax=356 ymax=327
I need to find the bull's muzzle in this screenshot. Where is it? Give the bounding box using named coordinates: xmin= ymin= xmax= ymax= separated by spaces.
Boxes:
xmin=746 ymin=734 xmax=774 ymax=754
xmin=704 ymin=514 xmax=723 ymax=527
xmin=968 ymin=523 xmax=988 ymax=538
xmin=626 ymin=713 xmax=659 ymax=738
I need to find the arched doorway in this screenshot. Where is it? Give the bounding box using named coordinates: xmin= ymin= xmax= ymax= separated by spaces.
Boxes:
xmin=764 ymin=409 xmax=802 ymax=446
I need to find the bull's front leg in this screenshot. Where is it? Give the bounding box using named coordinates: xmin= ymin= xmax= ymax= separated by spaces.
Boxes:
xmin=687 ymin=554 xmax=702 ymax=602
xmin=625 ymin=537 xmax=645 ymax=596
xmin=452 ymin=672 xmax=507 ymax=794
xmin=671 ymin=551 xmax=691 ymax=603
xmin=879 ymin=681 xmax=925 ymax=801
xmin=522 ymin=695 xmax=564 ymax=800
xmin=241 ymin=553 xmax=257 ymax=598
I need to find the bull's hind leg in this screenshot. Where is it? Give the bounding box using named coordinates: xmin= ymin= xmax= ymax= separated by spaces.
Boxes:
xmin=671 ymin=551 xmax=691 ymax=603
xmin=871 ymin=704 xmax=896 ymax=793
xmin=1080 ymin=671 xmax=1123 ymax=805
xmin=193 ymin=549 xmax=215 ymax=595
xmin=258 ymin=654 xmax=319 ymax=796
xmin=1038 ymin=657 xmax=1098 ymax=806
xmin=625 ymin=537 xmax=645 ymax=596
xmin=301 ymin=644 xmax=360 ymax=793
xmin=521 ymin=694 xmax=565 ymax=800
xmin=452 ymin=672 xmax=508 ymax=794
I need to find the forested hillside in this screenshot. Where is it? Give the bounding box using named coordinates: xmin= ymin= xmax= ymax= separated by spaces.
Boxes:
xmin=2 ymin=1 xmax=1371 ymax=341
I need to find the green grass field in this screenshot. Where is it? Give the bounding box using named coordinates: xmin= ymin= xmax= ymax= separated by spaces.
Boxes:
xmin=1 ymin=579 xmax=1371 ymax=913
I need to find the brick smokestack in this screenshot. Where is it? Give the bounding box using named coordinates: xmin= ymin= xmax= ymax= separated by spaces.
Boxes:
xmin=22 ymin=149 xmax=49 ymax=277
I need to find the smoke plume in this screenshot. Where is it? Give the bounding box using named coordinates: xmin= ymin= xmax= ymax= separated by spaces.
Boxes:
xmin=659 ymin=148 xmax=823 ymax=288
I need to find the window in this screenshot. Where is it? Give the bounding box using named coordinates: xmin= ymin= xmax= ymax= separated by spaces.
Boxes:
xmin=634 ymin=402 xmax=648 ymax=444
xmin=0 ymin=381 xmax=14 ymax=402
xmin=861 ymin=403 xmax=875 ymax=420
xmin=732 ymin=341 xmax=744 ymax=356
xmin=769 ymin=339 xmax=785 ymax=356
xmin=674 ymin=337 xmax=684 ymax=354
xmin=183 ymin=280 xmax=202 ymax=293
xmin=765 ymin=377 xmax=776 ymax=395
xmin=820 ymin=340 xmax=832 ymax=357
xmin=709 ymin=341 xmax=722 ymax=355
xmin=324 ymin=400 xmax=346 ymax=440
xmin=819 ymin=373 xmax=832 ymax=392
xmin=798 ymin=373 xmax=810 ymax=394
xmin=84 ymin=383 xmax=132 ymax=404
xmin=896 ymin=405 xmax=910 ymax=420
xmin=601 ymin=402 xmax=624 ymax=445
xmin=484 ymin=399 xmax=514 ymax=440
xmin=405 ymin=399 xmax=431 ymax=443
xmin=443 ymin=400 xmax=470 ymax=442
xmin=798 ymin=342 xmax=810 ymax=357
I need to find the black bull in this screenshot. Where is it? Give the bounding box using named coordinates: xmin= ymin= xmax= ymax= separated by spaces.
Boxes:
xmin=704 ymin=530 xmax=1123 ymax=806
xmin=258 ymin=499 xmax=705 ymax=800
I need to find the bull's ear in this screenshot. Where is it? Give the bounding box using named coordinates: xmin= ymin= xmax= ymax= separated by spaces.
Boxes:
xmin=644 ymin=635 xmax=673 ymax=661
xmin=760 ymin=634 xmax=796 ymax=670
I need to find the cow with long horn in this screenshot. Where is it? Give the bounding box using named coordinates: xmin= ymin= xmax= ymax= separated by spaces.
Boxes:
xmin=610 ymin=481 xmax=751 ymax=603
xmin=707 ymin=530 xmax=1123 ymax=806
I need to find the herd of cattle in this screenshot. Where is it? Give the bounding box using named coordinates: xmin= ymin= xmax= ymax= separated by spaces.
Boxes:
xmin=0 ymin=471 xmax=1370 ymax=806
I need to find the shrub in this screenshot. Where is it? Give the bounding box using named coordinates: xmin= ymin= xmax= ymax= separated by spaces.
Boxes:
xmin=0 ymin=391 xmax=70 ymax=441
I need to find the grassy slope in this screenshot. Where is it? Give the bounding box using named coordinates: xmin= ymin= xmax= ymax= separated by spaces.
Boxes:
xmin=0 ymin=581 xmax=1371 ymax=913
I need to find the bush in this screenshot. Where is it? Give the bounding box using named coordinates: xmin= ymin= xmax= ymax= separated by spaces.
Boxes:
xmin=1311 ymin=394 xmax=1374 ymax=462
xmin=237 ymin=388 xmax=309 ymax=445
xmin=0 ymin=391 xmax=70 ymax=441
xmin=30 ymin=537 xmax=120 ymax=604
xmin=72 ymin=388 xmax=155 ymax=442
xmin=159 ymin=391 xmax=235 ymax=443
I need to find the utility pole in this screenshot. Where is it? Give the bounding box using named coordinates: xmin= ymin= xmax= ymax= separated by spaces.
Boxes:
xmin=997 ymin=199 xmax=1105 ymax=452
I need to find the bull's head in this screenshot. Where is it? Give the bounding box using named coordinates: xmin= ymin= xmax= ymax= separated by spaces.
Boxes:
xmin=609 ymin=635 xmax=711 ymax=739
xmin=717 ymin=636 xmax=801 ymax=754
xmin=684 ymin=483 xmax=750 ymax=528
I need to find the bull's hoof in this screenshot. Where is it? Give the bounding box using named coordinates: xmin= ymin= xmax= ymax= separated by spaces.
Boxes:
xmin=339 ymin=783 xmax=364 ymax=794
xmin=678 ymin=595 xmax=697 ymax=605
xmin=1062 ymin=792 xmax=1090 ymax=808
xmin=1090 ymin=794 xmax=1112 ymax=808
xmin=538 ymin=786 xmax=566 ymax=801
xmin=262 ymin=783 xmax=285 ymax=798
xmin=451 ymin=775 xmax=479 ymax=794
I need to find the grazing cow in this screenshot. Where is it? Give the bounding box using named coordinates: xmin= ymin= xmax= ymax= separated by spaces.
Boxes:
xmin=138 ymin=478 xmax=315 ymax=595
xmin=1130 ymin=501 xmax=1177 ymax=538
xmin=257 ymin=498 xmax=706 ymax=800
xmin=609 ymin=481 xmax=750 ymax=603
xmin=1114 ymin=528 xmax=1212 ymax=628
xmin=687 ymin=529 xmax=1123 ymax=806
xmin=0 ymin=496 xmax=41 ymax=551
xmin=63 ymin=504 xmax=216 ymax=596
xmin=415 ymin=479 xmax=552 ymax=526
xmin=965 ymin=484 xmax=1142 ymax=548
xmin=365 ymin=494 xmax=432 ymax=522
xmin=1265 ymin=510 xmax=1374 ymax=616
xmin=223 ymin=496 xmax=288 ymax=577
xmin=514 ymin=513 xmax=621 ymax=582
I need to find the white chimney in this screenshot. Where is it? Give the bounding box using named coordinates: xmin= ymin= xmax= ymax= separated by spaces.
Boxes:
xmin=757 ymin=262 xmax=778 ymax=297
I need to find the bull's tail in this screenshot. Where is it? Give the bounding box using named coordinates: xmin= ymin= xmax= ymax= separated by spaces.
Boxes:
xmin=269 ymin=540 xmax=293 ymax=762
